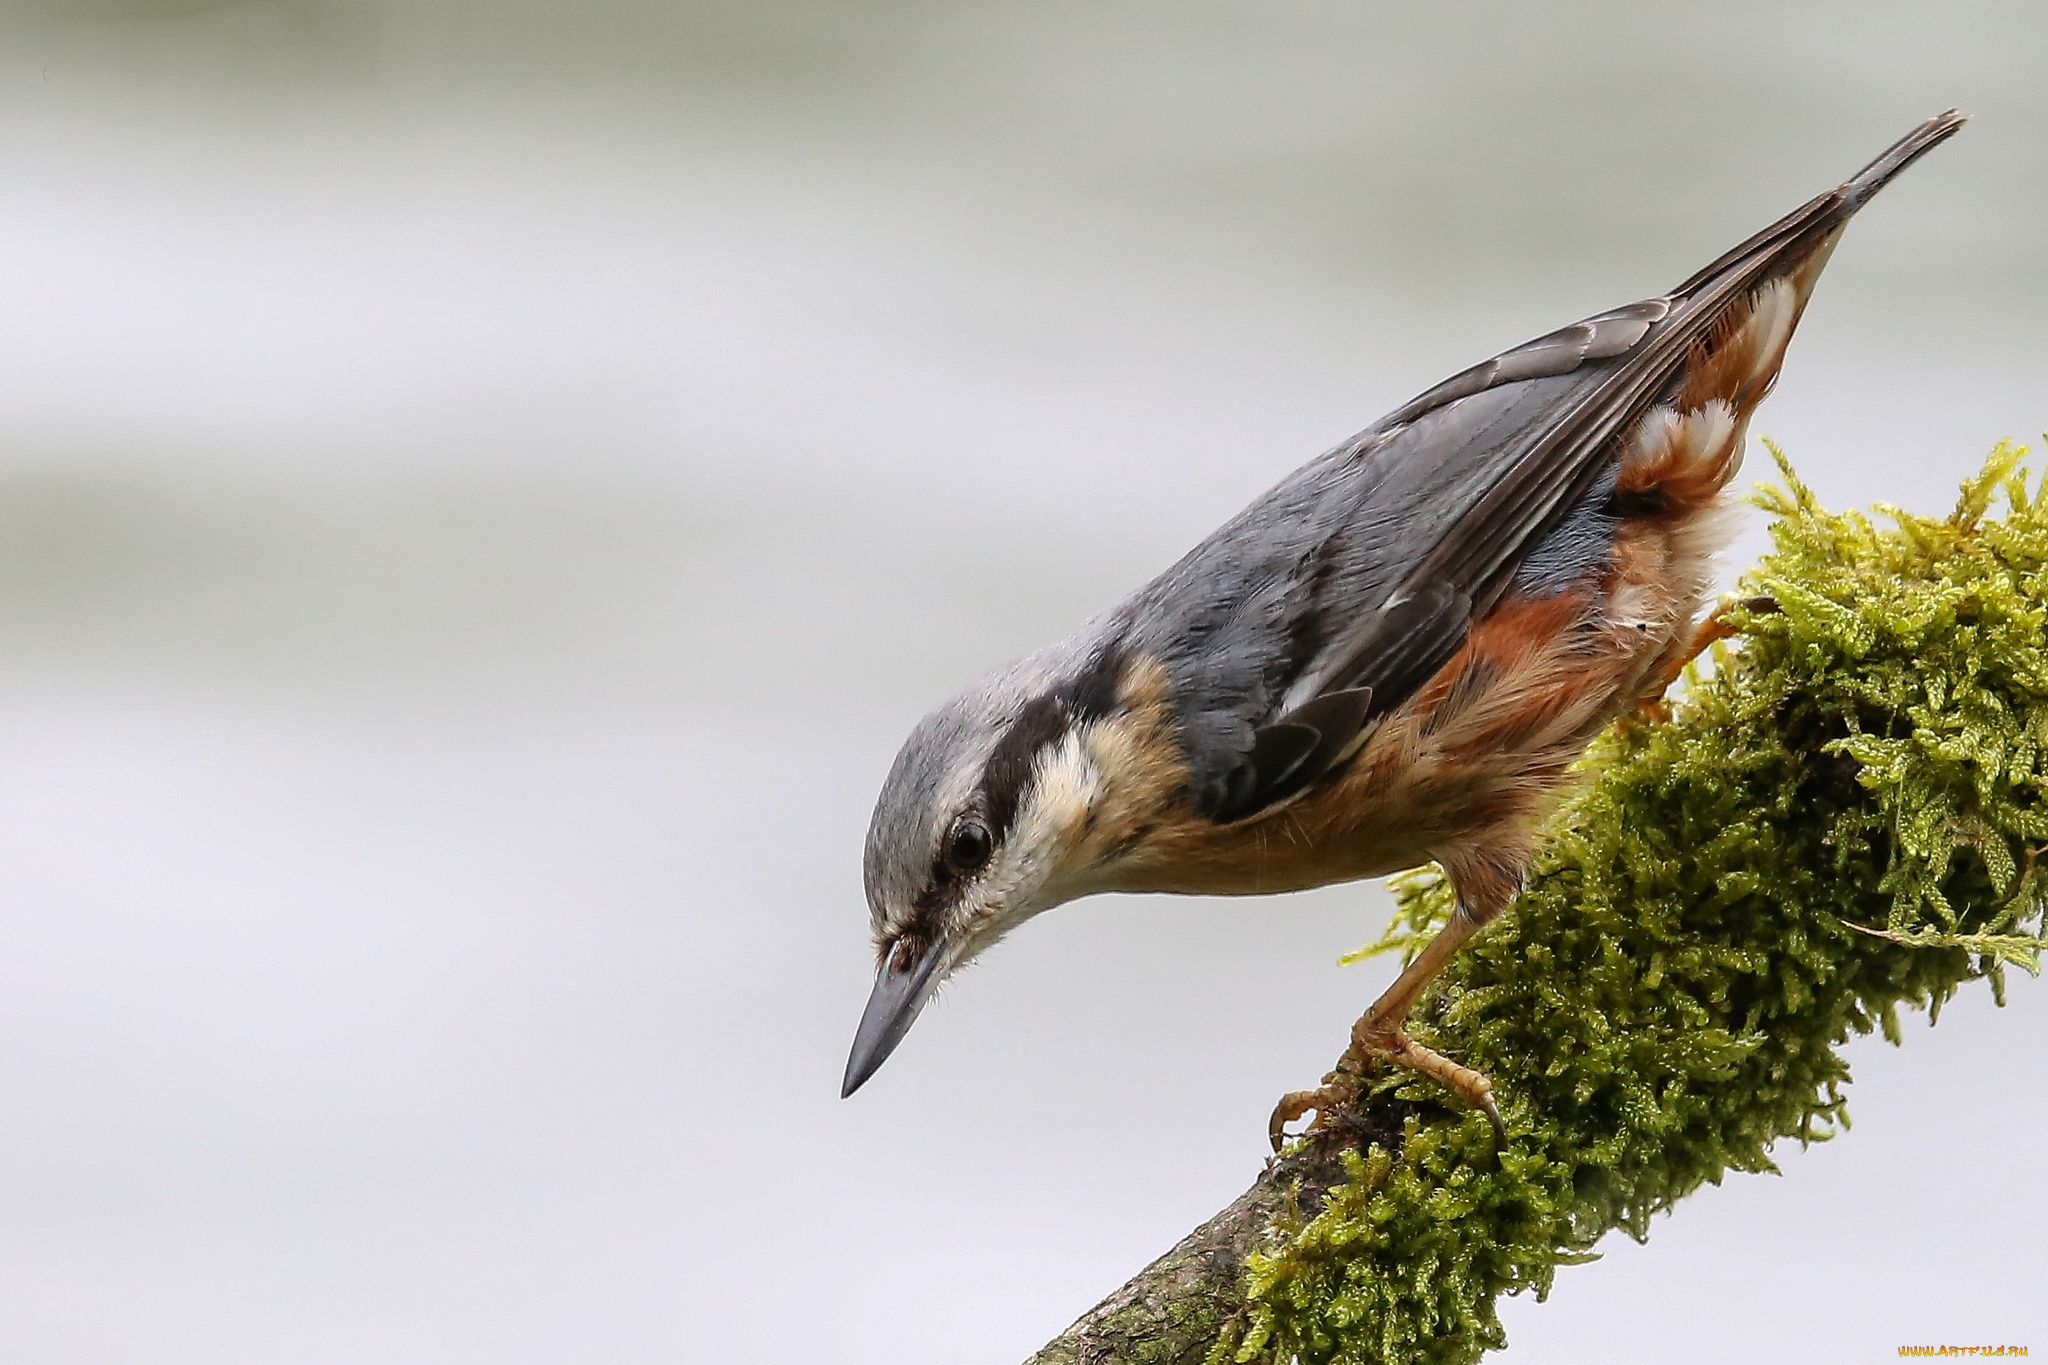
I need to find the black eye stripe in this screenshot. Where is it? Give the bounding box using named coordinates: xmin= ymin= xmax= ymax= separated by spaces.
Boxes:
xmin=980 ymin=695 xmax=1066 ymax=845
xmin=978 ymin=645 xmax=1125 ymax=846
xmin=906 ymin=646 xmax=1126 ymax=934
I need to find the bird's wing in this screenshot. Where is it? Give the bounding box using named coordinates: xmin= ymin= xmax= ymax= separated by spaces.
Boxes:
xmin=1187 ymin=112 xmax=1964 ymax=823
xmin=1185 ymin=300 xmax=1674 ymax=823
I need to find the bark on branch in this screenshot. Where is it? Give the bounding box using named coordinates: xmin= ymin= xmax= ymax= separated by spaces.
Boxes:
xmin=1022 ymin=1148 xmax=1351 ymax=1365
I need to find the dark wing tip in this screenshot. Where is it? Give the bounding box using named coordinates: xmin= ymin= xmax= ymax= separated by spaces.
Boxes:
xmin=1223 ymin=723 xmax=1321 ymax=818
xmin=1204 ymin=686 xmax=1379 ymax=824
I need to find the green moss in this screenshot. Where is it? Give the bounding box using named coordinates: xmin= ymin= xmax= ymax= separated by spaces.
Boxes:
xmin=1226 ymin=441 xmax=2048 ymax=1365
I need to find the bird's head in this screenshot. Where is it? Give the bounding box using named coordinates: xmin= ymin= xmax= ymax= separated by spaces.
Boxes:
xmin=841 ymin=644 xmax=1171 ymax=1097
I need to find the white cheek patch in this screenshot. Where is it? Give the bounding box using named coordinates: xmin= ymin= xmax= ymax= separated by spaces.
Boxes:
xmin=1030 ymin=731 xmax=1103 ymax=839
xmin=1005 ymin=733 xmax=1101 ymax=895
xmin=958 ymin=732 xmax=1103 ymax=940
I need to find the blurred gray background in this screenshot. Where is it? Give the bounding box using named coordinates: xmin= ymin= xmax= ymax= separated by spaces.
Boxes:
xmin=0 ymin=2 xmax=2039 ymax=1361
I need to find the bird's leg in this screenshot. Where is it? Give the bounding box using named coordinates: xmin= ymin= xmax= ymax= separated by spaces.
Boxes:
xmin=1638 ymin=596 xmax=1773 ymax=720
xmin=1270 ymin=852 xmax=1520 ymax=1150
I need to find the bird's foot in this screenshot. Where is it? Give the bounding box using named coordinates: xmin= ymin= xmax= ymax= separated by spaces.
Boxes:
xmin=1269 ymin=1015 xmax=1504 ymax=1151
xmin=1267 ymin=1075 xmax=1361 ymax=1151
xmin=1640 ymin=596 xmax=1776 ymax=720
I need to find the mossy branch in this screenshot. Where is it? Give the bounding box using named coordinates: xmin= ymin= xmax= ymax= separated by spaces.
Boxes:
xmin=1026 ymin=441 xmax=2048 ymax=1365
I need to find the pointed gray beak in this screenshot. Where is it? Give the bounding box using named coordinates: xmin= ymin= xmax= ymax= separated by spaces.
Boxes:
xmin=841 ymin=938 xmax=948 ymax=1098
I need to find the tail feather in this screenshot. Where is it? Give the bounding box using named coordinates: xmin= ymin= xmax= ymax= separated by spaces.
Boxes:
xmin=1441 ymin=111 xmax=1966 ymax=619
xmin=1841 ymin=109 xmax=1969 ymax=212
xmin=1670 ymin=110 xmax=1967 ymax=298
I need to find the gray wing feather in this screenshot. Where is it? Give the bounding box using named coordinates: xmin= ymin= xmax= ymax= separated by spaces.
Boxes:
xmin=1161 ymin=112 xmax=1966 ymax=823
xmin=1383 ymin=300 xmax=1665 ymax=427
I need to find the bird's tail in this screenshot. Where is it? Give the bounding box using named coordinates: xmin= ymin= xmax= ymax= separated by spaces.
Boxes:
xmin=1669 ymin=110 xmax=1967 ymax=298
xmin=1840 ymin=109 xmax=1969 ymax=213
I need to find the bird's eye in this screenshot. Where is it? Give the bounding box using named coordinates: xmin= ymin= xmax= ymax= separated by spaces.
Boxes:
xmin=945 ymin=818 xmax=994 ymax=877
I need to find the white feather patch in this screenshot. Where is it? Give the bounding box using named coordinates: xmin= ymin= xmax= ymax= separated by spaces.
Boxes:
xmin=1623 ymin=399 xmax=1739 ymax=485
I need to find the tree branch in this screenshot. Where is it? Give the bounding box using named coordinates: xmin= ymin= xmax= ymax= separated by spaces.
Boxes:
xmin=1021 ymin=1148 xmax=1347 ymax=1365
xmin=1026 ymin=441 xmax=2048 ymax=1365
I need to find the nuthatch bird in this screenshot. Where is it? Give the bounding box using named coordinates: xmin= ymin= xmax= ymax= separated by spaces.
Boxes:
xmin=842 ymin=113 xmax=1965 ymax=1147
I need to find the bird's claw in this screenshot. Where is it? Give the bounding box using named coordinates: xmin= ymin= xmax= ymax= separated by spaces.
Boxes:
xmin=1268 ymin=1079 xmax=1359 ymax=1152
xmin=1475 ymin=1090 xmax=1507 ymax=1145
xmin=1270 ymin=1022 xmax=1507 ymax=1152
